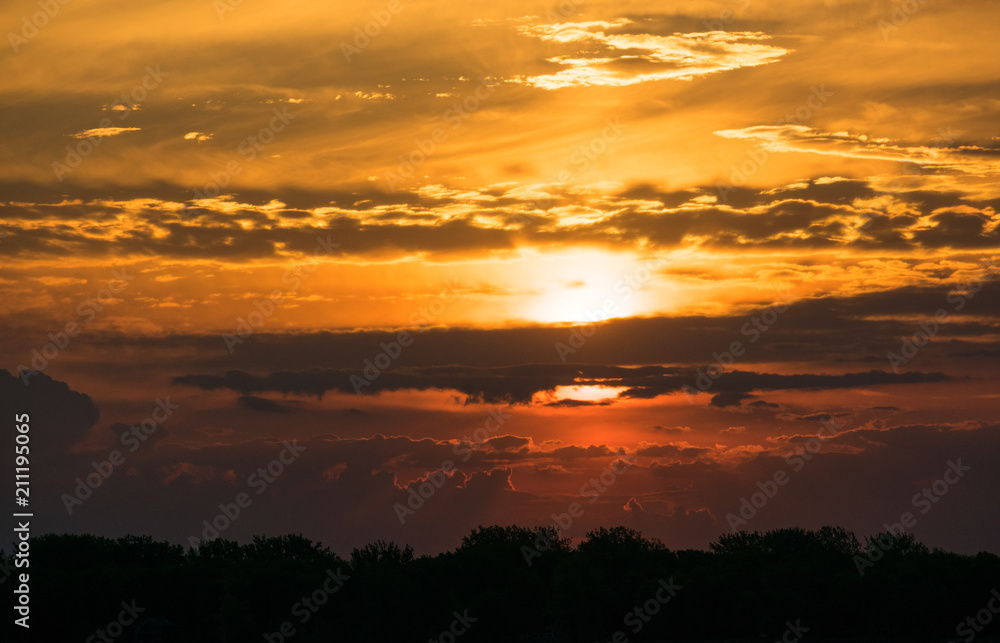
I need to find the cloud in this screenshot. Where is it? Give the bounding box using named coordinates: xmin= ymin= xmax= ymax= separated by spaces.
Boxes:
xmin=711 ymin=392 xmax=754 ymax=408
xmin=517 ymin=21 xmax=790 ymax=89
xmin=0 ymin=370 xmax=101 ymax=458
xmin=183 ymin=132 xmax=214 ymax=142
xmin=32 ymin=276 xmax=88 ymax=286
xmin=172 ymin=364 xmax=951 ymax=405
xmin=1 ymin=177 xmax=997 ymax=264
xmin=549 ymin=445 xmax=617 ymax=461
xmin=2 ymin=0 xmax=999 ymax=564
xmin=654 ymin=425 xmax=692 ymax=433
xmin=6 ymin=272 xmax=989 ymax=413
xmin=543 ymin=398 xmax=613 ymax=407
xmin=636 ymin=443 xmax=711 ymax=459
xmin=72 ymin=127 xmax=141 ymax=139
xmin=11 ymin=367 xmax=1000 ymax=555
xmin=110 ymin=421 xmax=170 ymax=448
xmin=486 ymin=435 xmax=531 ymax=452
xmin=236 ymin=395 xmax=293 ymax=413
xmin=623 ymin=497 xmax=644 ymax=512
xmin=715 ymin=125 xmax=1000 ymax=178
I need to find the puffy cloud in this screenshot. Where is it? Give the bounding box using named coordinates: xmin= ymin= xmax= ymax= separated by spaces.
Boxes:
xmin=0 ymin=369 xmax=100 ymax=457
xmin=183 ymin=131 xmax=214 ymax=142
xmin=486 ymin=435 xmax=531 ymax=452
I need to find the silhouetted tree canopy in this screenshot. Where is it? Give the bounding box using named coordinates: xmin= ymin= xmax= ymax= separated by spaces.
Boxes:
xmin=4 ymin=525 xmax=998 ymax=642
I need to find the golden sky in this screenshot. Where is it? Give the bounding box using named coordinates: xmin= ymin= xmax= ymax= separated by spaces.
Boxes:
xmin=2 ymin=0 xmax=999 ymax=555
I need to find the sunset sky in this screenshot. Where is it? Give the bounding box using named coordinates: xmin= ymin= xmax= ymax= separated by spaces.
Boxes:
xmin=2 ymin=0 xmax=999 ymax=556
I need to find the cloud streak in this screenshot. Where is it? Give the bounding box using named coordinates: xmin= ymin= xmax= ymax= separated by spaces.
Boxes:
xmin=517 ymin=21 xmax=790 ymax=89
xmin=72 ymin=127 xmax=141 ymax=139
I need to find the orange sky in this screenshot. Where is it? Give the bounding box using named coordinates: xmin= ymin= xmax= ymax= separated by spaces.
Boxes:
xmin=2 ymin=0 xmax=999 ymax=555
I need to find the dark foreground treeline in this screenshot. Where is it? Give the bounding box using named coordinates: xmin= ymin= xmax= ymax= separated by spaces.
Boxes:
xmin=3 ymin=525 xmax=999 ymax=642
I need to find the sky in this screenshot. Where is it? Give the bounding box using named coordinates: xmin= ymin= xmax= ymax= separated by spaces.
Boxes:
xmin=1 ymin=0 xmax=999 ymax=556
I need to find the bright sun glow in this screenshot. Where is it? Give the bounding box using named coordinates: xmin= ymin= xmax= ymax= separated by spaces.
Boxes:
xmin=540 ymin=385 xmax=631 ymax=403
xmin=524 ymin=250 xmax=648 ymax=323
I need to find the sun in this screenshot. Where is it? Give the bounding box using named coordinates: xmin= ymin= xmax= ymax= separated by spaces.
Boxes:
xmin=530 ymin=384 xmax=631 ymax=406
xmin=551 ymin=385 xmax=630 ymax=402
xmin=532 ymin=284 xmax=623 ymax=324
xmin=524 ymin=249 xmax=648 ymax=324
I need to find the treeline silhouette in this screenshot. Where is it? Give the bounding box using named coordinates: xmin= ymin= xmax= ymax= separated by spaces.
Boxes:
xmin=4 ymin=525 xmax=999 ymax=642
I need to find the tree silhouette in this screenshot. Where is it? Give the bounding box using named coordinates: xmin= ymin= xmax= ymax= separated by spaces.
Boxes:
xmin=4 ymin=525 xmax=999 ymax=642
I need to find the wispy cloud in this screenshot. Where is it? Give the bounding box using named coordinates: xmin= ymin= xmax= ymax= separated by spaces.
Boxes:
xmin=715 ymin=125 xmax=1000 ymax=177
xmin=72 ymin=127 xmax=141 ymax=139
xmin=516 ymin=20 xmax=790 ymax=89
